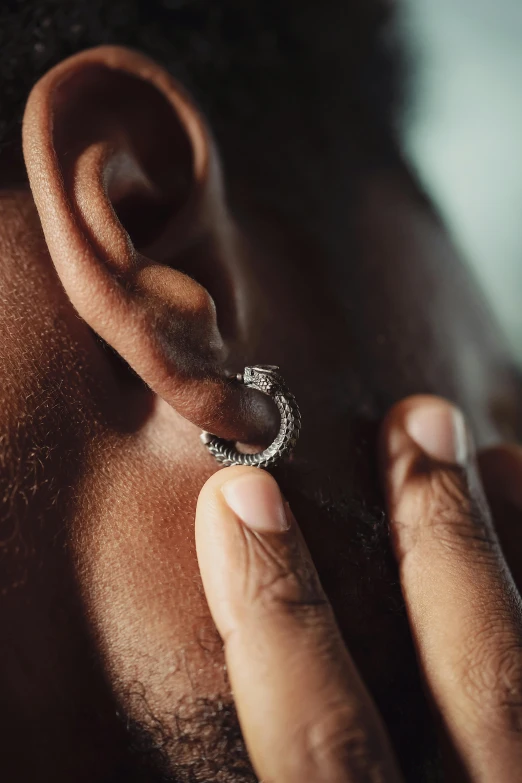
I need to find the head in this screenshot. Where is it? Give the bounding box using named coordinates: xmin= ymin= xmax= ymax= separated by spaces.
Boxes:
xmin=0 ymin=2 xmax=520 ymax=782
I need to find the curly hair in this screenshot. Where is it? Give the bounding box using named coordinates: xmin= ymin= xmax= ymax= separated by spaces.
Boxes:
xmin=0 ymin=0 xmax=401 ymax=154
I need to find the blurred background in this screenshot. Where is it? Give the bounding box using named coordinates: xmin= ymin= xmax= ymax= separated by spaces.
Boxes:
xmin=401 ymin=0 xmax=522 ymax=360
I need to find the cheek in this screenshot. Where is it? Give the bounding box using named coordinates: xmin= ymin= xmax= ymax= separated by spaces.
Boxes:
xmin=74 ymin=427 xmax=229 ymax=724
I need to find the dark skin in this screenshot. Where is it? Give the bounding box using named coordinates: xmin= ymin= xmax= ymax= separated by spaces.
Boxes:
xmin=194 ymin=403 xmax=522 ymax=783
xmin=0 ymin=46 xmax=521 ymax=782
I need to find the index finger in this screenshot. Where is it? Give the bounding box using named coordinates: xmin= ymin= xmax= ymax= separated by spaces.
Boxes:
xmin=195 ymin=466 xmax=402 ymax=783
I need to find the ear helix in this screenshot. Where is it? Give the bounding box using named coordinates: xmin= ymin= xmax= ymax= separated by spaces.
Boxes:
xmin=22 ymin=46 xmax=279 ymax=445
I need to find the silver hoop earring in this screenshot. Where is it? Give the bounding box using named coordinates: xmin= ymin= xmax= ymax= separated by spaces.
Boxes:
xmin=200 ymin=365 xmax=301 ymax=469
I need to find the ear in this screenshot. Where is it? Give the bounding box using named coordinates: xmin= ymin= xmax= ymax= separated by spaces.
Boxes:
xmin=22 ymin=46 xmax=276 ymax=443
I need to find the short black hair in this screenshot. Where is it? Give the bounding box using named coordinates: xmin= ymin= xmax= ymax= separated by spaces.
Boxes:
xmin=0 ymin=0 xmax=401 ymax=156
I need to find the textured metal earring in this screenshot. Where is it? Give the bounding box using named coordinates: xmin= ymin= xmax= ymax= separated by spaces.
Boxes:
xmin=201 ymin=365 xmax=301 ymax=469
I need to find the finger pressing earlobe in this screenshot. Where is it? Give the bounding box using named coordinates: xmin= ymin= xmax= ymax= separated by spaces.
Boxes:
xmin=196 ymin=466 xmax=402 ymax=783
xmin=380 ymin=396 xmax=522 ymax=780
xmin=22 ymin=46 xmax=277 ymax=443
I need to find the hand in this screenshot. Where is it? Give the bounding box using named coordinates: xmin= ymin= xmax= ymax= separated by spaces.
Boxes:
xmin=195 ymin=396 xmax=522 ymax=782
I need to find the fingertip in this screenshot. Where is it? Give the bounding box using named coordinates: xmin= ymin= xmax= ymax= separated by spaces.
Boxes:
xmin=380 ymin=395 xmax=470 ymax=468
xmin=195 ymin=466 xmax=260 ymax=638
xmin=197 ymin=464 xmax=260 ymax=506
xmin=197 ymin=466 xmax=288 ymax=529
xmin=195 ymin=465 xmax=259 ymax=568
xmin=195 ymin=466 xmax=292 ymax=634
xmin=221 ymin=470 xmax=289 ymax=533
xmin=379 ymin=396 xmax=444 ymax=498
xmin=380 ymin=395 xmax=435 ymax=464
xmin=379 ymin=396 xmax=477 ymax=557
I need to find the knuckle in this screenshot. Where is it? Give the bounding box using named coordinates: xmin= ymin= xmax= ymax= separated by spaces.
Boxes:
xmin=297 ymin=703 xmax=388 ymax=783
xmin=240 ymin=528 xmax=329 ymax=623
xmin=423 ymin=469 xmax=499 ymax=558
xmin=459 ymin=622 xmax=522 ymax=734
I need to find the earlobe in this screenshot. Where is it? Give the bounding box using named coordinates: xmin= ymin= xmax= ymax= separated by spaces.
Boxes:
xmin=22 ymin=46 xmax=277 ymax=444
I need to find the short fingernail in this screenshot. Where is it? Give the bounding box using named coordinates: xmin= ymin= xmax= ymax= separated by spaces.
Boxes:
xmin=405 ymin=400 xmax=468 ymax=465
xmin=221 ymin=472 xmax=290 ymax=533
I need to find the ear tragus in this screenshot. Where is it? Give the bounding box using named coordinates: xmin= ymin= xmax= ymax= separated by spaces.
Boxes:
xmin=22 ymin=46 xmax=278 ymax=444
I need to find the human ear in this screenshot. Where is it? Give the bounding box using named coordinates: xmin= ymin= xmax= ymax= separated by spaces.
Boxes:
xmin=22 ymin=46 xmax=276 ymax=443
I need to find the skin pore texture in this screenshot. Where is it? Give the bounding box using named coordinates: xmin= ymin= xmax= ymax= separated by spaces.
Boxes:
xmin=0 ymin=6 xmax=521 ymax=783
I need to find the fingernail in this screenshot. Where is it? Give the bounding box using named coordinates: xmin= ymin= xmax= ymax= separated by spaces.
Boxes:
xmin=221 ymin=472 xmax=290 ymax=533
xmin=405 ymin=401 xmax=468 ymax=465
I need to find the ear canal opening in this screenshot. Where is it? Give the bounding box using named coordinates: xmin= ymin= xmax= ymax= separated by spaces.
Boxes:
xmin=52 ymin=64 xmax=195 ymax=250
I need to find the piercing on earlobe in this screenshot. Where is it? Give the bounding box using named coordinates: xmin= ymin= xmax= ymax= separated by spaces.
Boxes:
xmin=201 ymin=366 xmax=301 ymax=469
